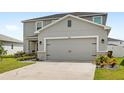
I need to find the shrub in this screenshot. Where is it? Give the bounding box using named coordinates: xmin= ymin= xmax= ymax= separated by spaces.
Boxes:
xmin=109 ymin=58 xmax=117 ymax=64
xmin=0 ymin=42 xmax=7 ymax=61
xmin=107 ymin=51 xmax=113 ymax=58
xmin=108 ymin=58 xmax=117 ymax=68
xmin=16 ymin=56 xmax=35 ymax=61
xmin=96 ymin=55 xmax=110 ymax=68
xmin=96 ymin=55 xmax=110 ymax=64
xmin=14 ymin=51 xmax=25 ymax=58
xmin=14 ymin=51 xmax=36 ymax=58
xmin=22 ymin=52 xmax=36 ymax=57
xmin=96 ymin=55 xmax=118 ymax=68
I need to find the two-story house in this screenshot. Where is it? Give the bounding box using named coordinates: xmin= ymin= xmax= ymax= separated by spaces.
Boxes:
xmin=22 ymin=12 xmax=111 ymax=61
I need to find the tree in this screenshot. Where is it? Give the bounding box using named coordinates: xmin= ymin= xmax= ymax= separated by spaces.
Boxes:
xmin=0 ymin=42 xmax=7 ymax=61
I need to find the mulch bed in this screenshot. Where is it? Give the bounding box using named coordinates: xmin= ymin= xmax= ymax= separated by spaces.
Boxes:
xmin=96 ymin=64 xmax=120 ymax=70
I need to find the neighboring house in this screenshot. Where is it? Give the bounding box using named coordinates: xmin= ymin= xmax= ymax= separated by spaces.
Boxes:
xmin=0 ymin=34 xmax=23 ymax=55
xmin=22 ymin=12 xmax=111 ymax=61
xmin=108 ymin=37 xmax=124 ymax=57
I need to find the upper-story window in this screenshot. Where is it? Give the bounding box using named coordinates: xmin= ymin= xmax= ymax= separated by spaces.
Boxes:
xmin=36 ymin=20 xmax=53 ymax=30
xmin=36 ymin=21 xmax=43 ymax=30
xmin=68 ymin=20 xmax=72 ymax=27
xmin=93 ymin=16 xmax=102 ymax=24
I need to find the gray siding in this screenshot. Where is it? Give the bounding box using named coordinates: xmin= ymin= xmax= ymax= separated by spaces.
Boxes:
xmin=38 ymin=16 xmax=108 ymax=54
xmin=23 ymin=22 xmax=36 ymax=37
xmin=43 ymin=20 xmax=52 ymax=26
xmin=23 ymin=22 xmax=36 ymax=52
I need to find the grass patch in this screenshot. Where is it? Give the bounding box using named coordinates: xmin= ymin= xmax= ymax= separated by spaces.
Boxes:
xmin=120 ymin=59 xmax=124 ymax=66
xmin=94 ymin=58 xmax=124 ymax=80
xmin=0 ymin=58 xmax=34 ymax=74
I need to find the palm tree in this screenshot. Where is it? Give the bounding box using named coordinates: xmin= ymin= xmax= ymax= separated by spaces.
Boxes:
xmin=0 ymin=42 xmax=7 ymax=61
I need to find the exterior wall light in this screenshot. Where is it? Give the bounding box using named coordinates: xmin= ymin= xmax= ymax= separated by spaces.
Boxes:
xmin=39 ymin=41 xmax=42 ymax=45
xmin=101 ymin=39 xmax=105 ymax=44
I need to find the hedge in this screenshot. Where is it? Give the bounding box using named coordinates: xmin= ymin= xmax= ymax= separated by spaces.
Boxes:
xmin=1 ymin=55 xmax=14 ymax=58
xmin=16 ymin=56 xmax=35 ymax=61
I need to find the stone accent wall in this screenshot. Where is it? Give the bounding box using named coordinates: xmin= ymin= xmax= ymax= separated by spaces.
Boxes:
xmin=37 ymin=51 xmax=46 ymax=61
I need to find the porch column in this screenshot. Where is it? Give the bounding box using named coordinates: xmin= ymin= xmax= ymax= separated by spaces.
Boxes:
xmin=28 ymin=40 xmax=31 ymax=53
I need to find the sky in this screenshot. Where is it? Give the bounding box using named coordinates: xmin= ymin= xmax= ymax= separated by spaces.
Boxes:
xmin=0 ymin=12 xmax=124 ymax=41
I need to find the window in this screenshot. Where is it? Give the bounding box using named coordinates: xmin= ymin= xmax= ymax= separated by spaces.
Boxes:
xmin=36 ymin=21 xmax=43 ymax=30
xmin=11 ymin=44 xmax=13 ymax=49
xmin=93 ymin=16 xmax=102 ymax=24
xmin=68 ymin=20 xmax=72 ymax=27
xmin=43 ymin=20 xmax=52 ymax=26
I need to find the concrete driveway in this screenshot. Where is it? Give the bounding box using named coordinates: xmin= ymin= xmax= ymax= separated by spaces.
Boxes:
xmin=0 ymin=62 xmax=96 ymax=80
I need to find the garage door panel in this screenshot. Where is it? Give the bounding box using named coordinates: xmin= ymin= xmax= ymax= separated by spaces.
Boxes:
xmin=46 ymin=38 xmax=96 ymax=61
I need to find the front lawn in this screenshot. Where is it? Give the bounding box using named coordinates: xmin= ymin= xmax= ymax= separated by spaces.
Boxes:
xmin=94 ymin=58 xmax=124 ymax=80
xmin=0 ymin=58 xmax=34 ymax=74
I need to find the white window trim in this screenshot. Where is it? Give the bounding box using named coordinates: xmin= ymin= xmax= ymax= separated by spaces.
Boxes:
xmin=92 ymin=16 xmax=103 ymax=24
xmin=35 ymin=21 xmax=43 ymax=31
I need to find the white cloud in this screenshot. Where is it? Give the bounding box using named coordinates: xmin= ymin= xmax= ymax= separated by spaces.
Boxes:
xmin=5 ymin=25 xmax=19 ymax=31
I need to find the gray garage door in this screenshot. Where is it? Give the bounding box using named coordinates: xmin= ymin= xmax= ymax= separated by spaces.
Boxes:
xmin=46 ymin=38 xmax=96 ymax=61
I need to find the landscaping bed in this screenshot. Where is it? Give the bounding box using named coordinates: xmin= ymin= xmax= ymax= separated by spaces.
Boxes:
xmin=14 ymin=51 xmax=37 ymax=61
xmin=94 ymin=57 xmax=124 ymax=80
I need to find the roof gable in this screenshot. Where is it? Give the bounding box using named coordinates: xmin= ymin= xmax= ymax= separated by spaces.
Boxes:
xmin=35 ymin=14 xmax=111 ymax=34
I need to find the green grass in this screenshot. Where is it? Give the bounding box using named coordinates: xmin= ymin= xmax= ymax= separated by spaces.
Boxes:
xmin=0 ymin=58 xmax=34 ymax=74
xmin=94 ymin=58 xmax=124 ymax=80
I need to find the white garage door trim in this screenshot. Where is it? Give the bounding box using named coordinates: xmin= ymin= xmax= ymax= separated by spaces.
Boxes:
xmin=46 ymin=38 xmax=97 ymax=61
xmin=44 ymin=36 xmax=99 ymax=52
xmin=43 ymin=36 xmax=100 ymax=60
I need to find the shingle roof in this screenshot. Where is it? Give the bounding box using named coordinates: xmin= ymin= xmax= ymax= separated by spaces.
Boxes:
xmin=0 ymin=34 xmax=23 ymax=43
xmin=22 ymin=12 xmax=107 ymax=22
xmin=108 ymin=44 xmax=118 ymax=46
xmin=108 ymin=37 xmax=124 ymax=42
